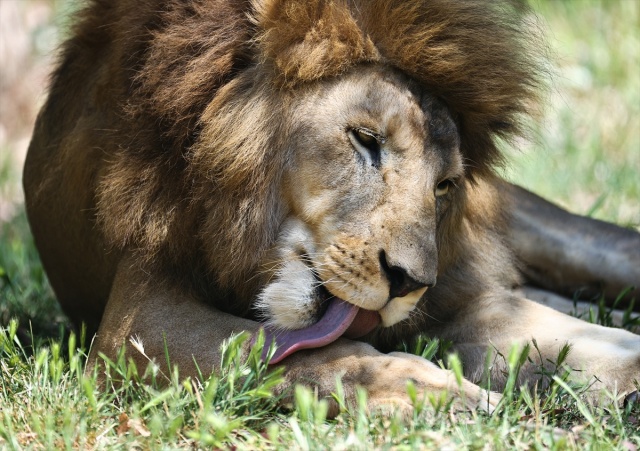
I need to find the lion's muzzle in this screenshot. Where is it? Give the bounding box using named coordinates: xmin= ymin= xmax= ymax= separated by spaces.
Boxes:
xmin=379 ymin=249 xmax=435 ymax=299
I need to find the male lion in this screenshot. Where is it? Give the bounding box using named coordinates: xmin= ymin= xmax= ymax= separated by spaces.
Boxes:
xmin=24 ymin=0 xmax=640 ymax=413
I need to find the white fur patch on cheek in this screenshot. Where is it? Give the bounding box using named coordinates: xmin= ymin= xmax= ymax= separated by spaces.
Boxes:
xmin=379 ymin=287 xmax=428 ymax=327
xmin=255 ymin=259 xmax=319 ymax=330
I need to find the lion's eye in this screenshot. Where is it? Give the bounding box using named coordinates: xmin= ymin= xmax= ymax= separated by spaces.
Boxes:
xmin=349 ymin=128 xmax=381 ymax=167
xmin=435 ymin=179 xmax=454 ymax=196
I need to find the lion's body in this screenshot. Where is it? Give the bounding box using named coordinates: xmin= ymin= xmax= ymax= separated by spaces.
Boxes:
xmin=24 ymin=0 xmax=639 ymax=412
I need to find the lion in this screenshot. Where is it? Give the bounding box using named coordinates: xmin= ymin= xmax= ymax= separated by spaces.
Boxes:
xmin=24 ymin=0 xmax=640 ymax=414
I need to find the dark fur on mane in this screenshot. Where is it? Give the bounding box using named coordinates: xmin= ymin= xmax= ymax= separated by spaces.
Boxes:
xmin=52 ymin=0 xmax=544 ymax=307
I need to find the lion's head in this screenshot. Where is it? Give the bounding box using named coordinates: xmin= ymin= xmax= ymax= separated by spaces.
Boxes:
xmin=254 ymin=66 xmax=464 ymax=330
xmin=95 ymin=0 xmax=543 ymax=356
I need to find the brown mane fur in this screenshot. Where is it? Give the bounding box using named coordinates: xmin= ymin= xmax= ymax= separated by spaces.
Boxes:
xmin=51 ymin=0 xmax=543 ymax=315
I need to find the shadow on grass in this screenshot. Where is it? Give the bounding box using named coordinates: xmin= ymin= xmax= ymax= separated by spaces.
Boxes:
xmin=0 ymin=205 xmax=71 ymax=347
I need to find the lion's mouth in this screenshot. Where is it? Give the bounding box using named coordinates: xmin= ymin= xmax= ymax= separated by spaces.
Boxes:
xmin=260 ymin=297 xmax=381 ymax=364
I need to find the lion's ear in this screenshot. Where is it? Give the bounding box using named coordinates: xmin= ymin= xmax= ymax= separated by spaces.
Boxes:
xmin=252 ymin=0 xmax=379 ymax=84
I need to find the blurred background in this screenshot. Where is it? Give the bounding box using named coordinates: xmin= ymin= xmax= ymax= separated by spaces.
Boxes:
xmin=0 ymin=0 xmax=639 ymax=332
xmin=504 ymin=0 xmax=640 ymax=226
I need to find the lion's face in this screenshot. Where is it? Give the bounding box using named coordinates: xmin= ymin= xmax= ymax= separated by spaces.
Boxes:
xmin=257 ymin=67 xmax=464 ymax=330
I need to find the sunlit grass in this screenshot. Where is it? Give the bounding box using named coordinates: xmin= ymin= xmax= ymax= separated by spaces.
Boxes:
xmin=2 ymin=321 xmax=638 ymax=449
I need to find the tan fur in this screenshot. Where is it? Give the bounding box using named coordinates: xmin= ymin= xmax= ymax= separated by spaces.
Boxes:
xmin=24 ymin=0 xmax=638 ymax=415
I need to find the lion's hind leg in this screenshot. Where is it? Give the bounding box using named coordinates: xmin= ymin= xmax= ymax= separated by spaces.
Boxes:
xmin=504 ymin=182 xmax=640 ymax=307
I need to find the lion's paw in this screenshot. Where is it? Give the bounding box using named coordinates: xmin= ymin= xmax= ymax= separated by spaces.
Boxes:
xmin=365 ymin=352 xmax=501 ymax=414
xmin=281 ymin=342 xmax=501 ymax=418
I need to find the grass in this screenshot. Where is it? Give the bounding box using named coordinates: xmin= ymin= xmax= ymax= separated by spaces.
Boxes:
xmin=2 ymin=322 xmax=639 ymax=449
xmin=502 ymin=0 xmax=640 ymax=227
xmin=1 ymin=0 xmax=639 ymax=449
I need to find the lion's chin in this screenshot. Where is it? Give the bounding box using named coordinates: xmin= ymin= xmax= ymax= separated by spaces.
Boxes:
xmin=379 ymin=286 xmax=428 ymax=327
xmin=260 ymin=297 xmax=381 ymax=364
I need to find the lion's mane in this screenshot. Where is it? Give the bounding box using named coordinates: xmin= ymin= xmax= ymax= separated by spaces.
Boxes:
xmin=52 ymin=0 xmax=543 ymax=314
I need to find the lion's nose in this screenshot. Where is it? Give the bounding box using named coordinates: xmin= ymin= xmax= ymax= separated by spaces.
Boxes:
xmin=379 ymin=250 xmax=435 ymax=299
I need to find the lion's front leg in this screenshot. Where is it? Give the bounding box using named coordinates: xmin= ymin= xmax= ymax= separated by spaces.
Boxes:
xmin=276 ymin=340 xmax=500 ymax=416
xmin=442 ymin=295 xmax=640 ymax=401
xmin=91 ymin=253 xmax=500 ymax=416
xmin=87 ymin=253 xmax=262 ymax=379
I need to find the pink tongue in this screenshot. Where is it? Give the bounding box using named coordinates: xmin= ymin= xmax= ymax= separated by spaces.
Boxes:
xmin=260 ymin=298 xmax=380 ymax=364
